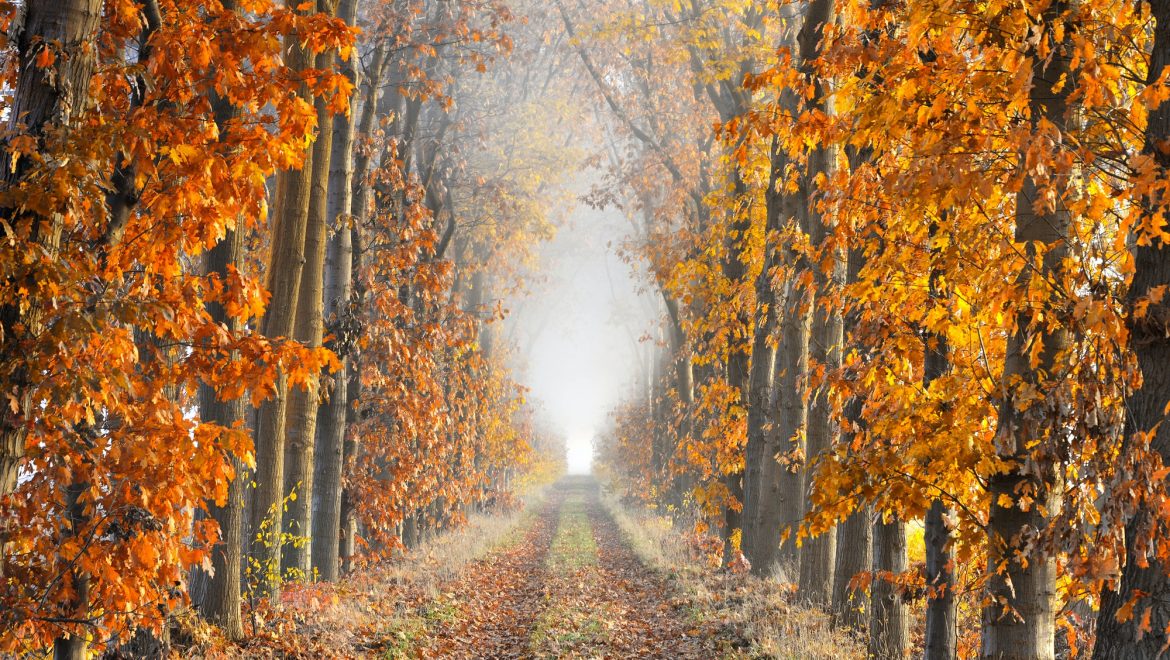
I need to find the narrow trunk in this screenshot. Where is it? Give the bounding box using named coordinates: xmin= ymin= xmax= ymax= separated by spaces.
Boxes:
xmin=743 ymin=137 xmax=784 ymax=564
xmin=1093 ymin=2 xmax=1170 ymax=657
xmin=983 ymin=5 xmax=1071 ymax=657
xmin=720 ymin=175 xmax=751 ymax=566
xmin=869 ymin=514 xmax=908 ymax=659
xmin=53 ymin=482 xmax=91 ymax=660
xmin=831 ymin=246 xmax=872 ymax=630
xmin=337 ymin=42 xmax=386 ymax=578
xmin=924 ymin=500 xmax=956 ymax=659
xmin=924 ymin=222 xmax=956 ymax=659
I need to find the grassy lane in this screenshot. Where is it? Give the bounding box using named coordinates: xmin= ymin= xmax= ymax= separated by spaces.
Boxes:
xmin=528 ymin=481 xmax=611 ymax=656
xmin=371 ymin=477 xmax=735 ymax=658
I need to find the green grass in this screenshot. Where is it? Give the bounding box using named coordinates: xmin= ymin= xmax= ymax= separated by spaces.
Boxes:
xmin=377 ymin=616 xmax=427 ymax=659
xmin=529 ymin=490 xmax=609 ymax=654
xmin=545 ymin=496 xmax=598 ymax=571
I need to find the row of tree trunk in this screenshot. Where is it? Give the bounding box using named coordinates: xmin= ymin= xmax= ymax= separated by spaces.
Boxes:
xmin=600 ymin=1 xmax=1170 ymax=659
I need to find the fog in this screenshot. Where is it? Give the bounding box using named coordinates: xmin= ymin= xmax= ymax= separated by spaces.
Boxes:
xmin=504 ymin=193 xmax=659 ymax=474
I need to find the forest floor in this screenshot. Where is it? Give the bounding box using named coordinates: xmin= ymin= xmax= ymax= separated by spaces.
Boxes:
xmin=179 ymin=476 xmax=858 ymax=658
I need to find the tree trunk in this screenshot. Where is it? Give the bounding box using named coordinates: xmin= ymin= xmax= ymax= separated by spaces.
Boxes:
xmin=831 ymin=243 xmax=872 ymax=632
xmin=755 ymin=275 xmax=811 ymax=576
xmin=869 ymin=514 xmax=908 ymax=659
xmin=249 ymin=0 xmax=316 ymax=596
xmin=797 ymin=294 xmax=842 ymax=604
xmin=832 ymin=501 xmax=871 ymax=631
xmin=311 ymin=0 xmax=358 ymax=583
xmin=983 ymin=5 xmax=1071 ymax=657
xmin=924 ymin=222 xmax=956 ymax=659
xmin=1093 ymin=1 xmax=1170 ymax=657
xmin=743 ymin=137 xmax=784 ymax=565
xmin=1 ymin=1 xmax=102 ymax=649
xmin=282 ymin=0 xmax=340 ymax=579
xmin=924 ymin=499 xmax=956 ymax=659
xmin=750 ymin=0 xmax=834 ymax=579
xmin=195 ymin=234 xmax=247 ymax=639
xmin=0 ymin=0 xmax=103 ymax=500
xmin=337 ymin=40 xmax=386 ymax=578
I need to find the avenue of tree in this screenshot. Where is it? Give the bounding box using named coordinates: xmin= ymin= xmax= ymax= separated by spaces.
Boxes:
xmin=7 ymin=1 xmax=1170 ymax=659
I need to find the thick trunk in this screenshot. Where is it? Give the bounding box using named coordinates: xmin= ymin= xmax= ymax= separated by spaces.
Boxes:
xmin=755 ymin=277 xmax=811 ymax=576
xmin=3 ymin=2 xmax=102 ymax=649
xmin=311 ymin=0 xmax=358 ymax=583
xmin=0 ymin=0 xmax=103 ymax=500
xmin=250 ymin=1 xmax=316 ymax=596
xmin=983 ymin=6 xmax=1071 ymax=657
xmin=832 ymin=502 xmax=871 ymax=631
xmin=194 ymin=227 xmax=247 ymax=638
xmin=742 ymin=322 xmax=776 ymax=562
xmin=750 ymin=0 xmax=834 ymax=578
xmin=797 ymin=295 xmax=842 ymax=604
xmin=1093 ymin=3 xmax=1170 ymax=657
xmin=869 ymin=515 xmax=908 ymax=659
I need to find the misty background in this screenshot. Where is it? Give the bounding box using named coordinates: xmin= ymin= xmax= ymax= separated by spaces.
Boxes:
xmin=503 ymin=186 xmax=660 ymax=474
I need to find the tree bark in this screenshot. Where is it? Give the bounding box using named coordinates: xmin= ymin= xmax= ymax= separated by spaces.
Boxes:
xmin=249 ymin=0 xmax=316 ymax=597
xmin=0 ymin=0 xmax=103 ymax=500
xmin=281 ymin=0 xmax=340 ymax=579
xmin=832 ymin=503 xmax=871 ymax=632
xmin=750 ymin=0 xmax=834 ymax=578
xmin=797 ymin=293 xmax=842 ymax=604
xmin=337 ymin=42 xmax=387 ymax=576
xmin=983 ymin=5 xmax=1071 ymax=657
xmin=1093 ymin=1 xmax=1170 ymax=657
xmin=832 ymin=248 xmax=871 ymax=632
xmin=869 ymin=514 xmax=908 ymax=659
xmin=1 ymin=2 xmax=101 ymax=651
xmin=924 ymin=222 xmax=956 ymax=659
xmin=743 ymin=135 xmax=784 ymax=565
xmin=311 ymin=0 xmax=358 ymax=583
xmin=195 ymin=233 xmax=247 ymax=639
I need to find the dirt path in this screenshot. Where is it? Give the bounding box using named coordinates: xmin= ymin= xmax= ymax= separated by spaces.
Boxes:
xmin=416 ymin=477 xmax=719 ymax=659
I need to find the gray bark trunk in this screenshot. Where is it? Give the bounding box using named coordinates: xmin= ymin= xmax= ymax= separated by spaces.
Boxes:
xmin=1093 ymin=1 xmax=1170 ymax=657
xmin=0 ymin=0 xmax=103 ymax=501
xmin=743 ymin=136 xmax=784 ymax=565
xmin=311 ymin=0 xmax=359 ymax=583
xmin=983 ymin=5 xmax=1071 ymax=657
xmin=281 ymin=0 xmax=340 ymax=578
xmin=797 ymin=292 xmax=842 ymax=604
xmin=249 ymin=0 xmax=316 ymax=596
xmin=869 ymin=515 xmax=908 ymax=659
